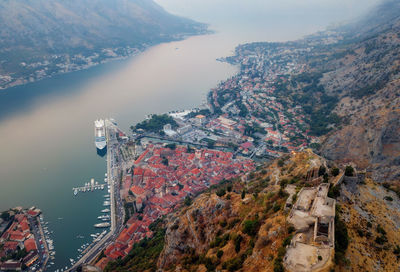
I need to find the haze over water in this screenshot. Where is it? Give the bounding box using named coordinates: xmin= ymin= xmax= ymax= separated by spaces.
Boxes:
xmin=0 ymin=0 xmax=381 ymax=270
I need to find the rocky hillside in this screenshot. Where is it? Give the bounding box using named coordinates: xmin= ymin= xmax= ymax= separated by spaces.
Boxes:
xmin=0 ymin=0 xmax=205 ymax=89
xmin=337 ymin=176 xmax=400 ymax=271
xmin=157 ymin=150 xmax=330 ymax=272
xmin=318 ymin=0 xmax=400 ymax=185
xmin=103 ymin=150 xmax=342 ymax=272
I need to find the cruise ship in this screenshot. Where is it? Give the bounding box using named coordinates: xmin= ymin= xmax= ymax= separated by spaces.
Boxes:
xmin=94 ymin=119 xmax=106 ymax=151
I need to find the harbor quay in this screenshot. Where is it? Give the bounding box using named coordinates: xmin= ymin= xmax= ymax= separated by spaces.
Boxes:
xmin=68 ymin=119 xmax=125 ymax=271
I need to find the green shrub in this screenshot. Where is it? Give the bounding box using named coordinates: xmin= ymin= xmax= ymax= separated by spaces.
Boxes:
xmin=328 ymin=184 xmax=340 ymax=198
xmin=334 ymin=215 xmax=349 ymax=264
xmin=217 ymin=250 xmax=224 ymax=258
xmin=219 ymin=220 xmax=227 ymax=228
xmin=375 ymin=235 xmax=387 ymax=245
xmin=287 ymin=225 xmax=295 ymax=234
xmin=241 ymin=190 xmax=246 ymax=199
xmin=273 ymin=203 xmax=281 ymax=213
xmin=223 ymin=257 xmax=244 ymax=272
xmin=282 ymin=235 xmax=293 ymax=247
xmin=184 ymin=196 xmax=192 ymax=206
xmin=243 ymin=219 xmax=260 ymax=237
xmin=216 ymin=188 xmax=226 ymax=197
xmin=210 ymin=233 xmax=230 ymax=248
xmin=234 ymin=235 xmax=243 ymax=253
xmin=377 ymin=225 xmax=386 ymax=236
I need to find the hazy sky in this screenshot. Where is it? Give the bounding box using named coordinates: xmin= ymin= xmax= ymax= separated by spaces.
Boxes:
xmin=156 ymin=0 xmax=383 ymax=42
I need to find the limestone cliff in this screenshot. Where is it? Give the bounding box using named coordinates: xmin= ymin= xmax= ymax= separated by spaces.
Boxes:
xmin=317 ymin=0 xmax=400 ymax=184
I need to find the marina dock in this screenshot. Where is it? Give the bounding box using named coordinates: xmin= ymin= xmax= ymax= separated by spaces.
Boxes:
xmin=72 ymin=178 xmax=107 ymax=195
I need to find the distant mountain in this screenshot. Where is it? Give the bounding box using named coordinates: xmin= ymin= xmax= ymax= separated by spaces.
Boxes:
xmin=0 ymin=0 xmax=207 ymax=89
xmin=341 ymin=0 xmax=400 ymax=38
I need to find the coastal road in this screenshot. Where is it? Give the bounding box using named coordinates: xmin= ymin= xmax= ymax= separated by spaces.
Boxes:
xmin=27 ymin=215 xmax=49 ymax=271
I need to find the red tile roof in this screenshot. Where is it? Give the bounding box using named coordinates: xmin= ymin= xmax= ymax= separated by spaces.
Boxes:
xmin=20 ymin=221 xmax=30 ymax=233
xmin=116 ymin=229 xmax=131 ymax=244
xmin=95 ymin=257 xmax=110 ymax=271
xmin=3 ymin=241 xmax=18 ymax=251
xmin=130 ymin=185 xmax=146 ymax=196
xmin=134 ymin=149 xmax=149 ymax=164
xmin=24 ymin=238 xmax=37 ymax=252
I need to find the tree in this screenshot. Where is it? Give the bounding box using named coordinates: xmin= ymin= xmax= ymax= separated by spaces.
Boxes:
xmin=234 ymin=235 xmax=242 ymax=253
xmin=216 ymin=188 xmax=226 ymax=197
xmin=318 ymin=166 xmax=326 ymax=176
xmin=0 ymin=211 xmax=10 ymax=221
xmin=241 ymin=190 xmax=246 ymax=199
xmin=166 ymin=143 xmax=176 ymax=150
xmin=345 ymin=165 xmax=354 ymax=176
xmin=184 ymin=196 xmax=192 ymax=206
xmin=187 ymin=145 xmax=194 ymax=153
xmin=323 ymin=173 xmax=329 ymax=183
xmin=331 ymin=167 xmax=340 ymax=176
xmin=133 ymin=114 xmax=178 ymax=133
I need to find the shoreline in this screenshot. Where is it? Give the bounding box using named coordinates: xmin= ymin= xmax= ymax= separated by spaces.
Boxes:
xmin=0 ymin=30 xmax=212 ymax=92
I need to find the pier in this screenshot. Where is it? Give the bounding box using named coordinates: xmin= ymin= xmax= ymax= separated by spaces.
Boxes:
xmin=72 ymin=178 xmax=107 ymax=195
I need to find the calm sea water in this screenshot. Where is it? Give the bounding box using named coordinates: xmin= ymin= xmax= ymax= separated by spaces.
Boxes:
xmin=0 ymin=0 xmax=380 ymax=270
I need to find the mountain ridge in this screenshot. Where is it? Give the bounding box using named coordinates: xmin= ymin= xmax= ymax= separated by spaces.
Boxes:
xmin=0 ymin=0 xmax=207 ymax=89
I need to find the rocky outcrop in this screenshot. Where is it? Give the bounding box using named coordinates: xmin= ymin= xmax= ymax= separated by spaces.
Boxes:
xmin=338 ymin=178 xmax=400 ymax=271
xmin=158 ymin=195 xmax=235 ymax=268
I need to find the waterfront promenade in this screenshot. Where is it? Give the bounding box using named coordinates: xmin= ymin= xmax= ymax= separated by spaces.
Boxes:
xmin=36 ymin=217 xmax=50 ymax=272
xmin=68 ymin=119 xmax=124 ymax=271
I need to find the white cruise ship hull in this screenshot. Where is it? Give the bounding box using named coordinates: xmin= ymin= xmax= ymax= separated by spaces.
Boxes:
xmin=94 ymin=119 xmax=107 ymax=151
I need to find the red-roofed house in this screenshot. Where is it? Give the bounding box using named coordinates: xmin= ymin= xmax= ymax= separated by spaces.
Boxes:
xmin=130 ymin=186 xmax=146 ymax=198
xmin=109 ymin=250 xmax=125 ymax=260
xmin=27 ymin=210 xmax=39 ymax=217
xmin=10 ymin=232 xmax=24 ymax=242
xmin=116 ymin=229 xmax=131 ymax=244
xmin=3 ymin=241 xmax=18 ymax=252
xmin=20 ymin=221 xmax=30 ymax=233
xmin=24 ymin=238 xmax=37 ymax=252
xmin=126 ymin=222 xmax=139 ymax=237
xmin=95 ymin=257 xmax=110 ymax=271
